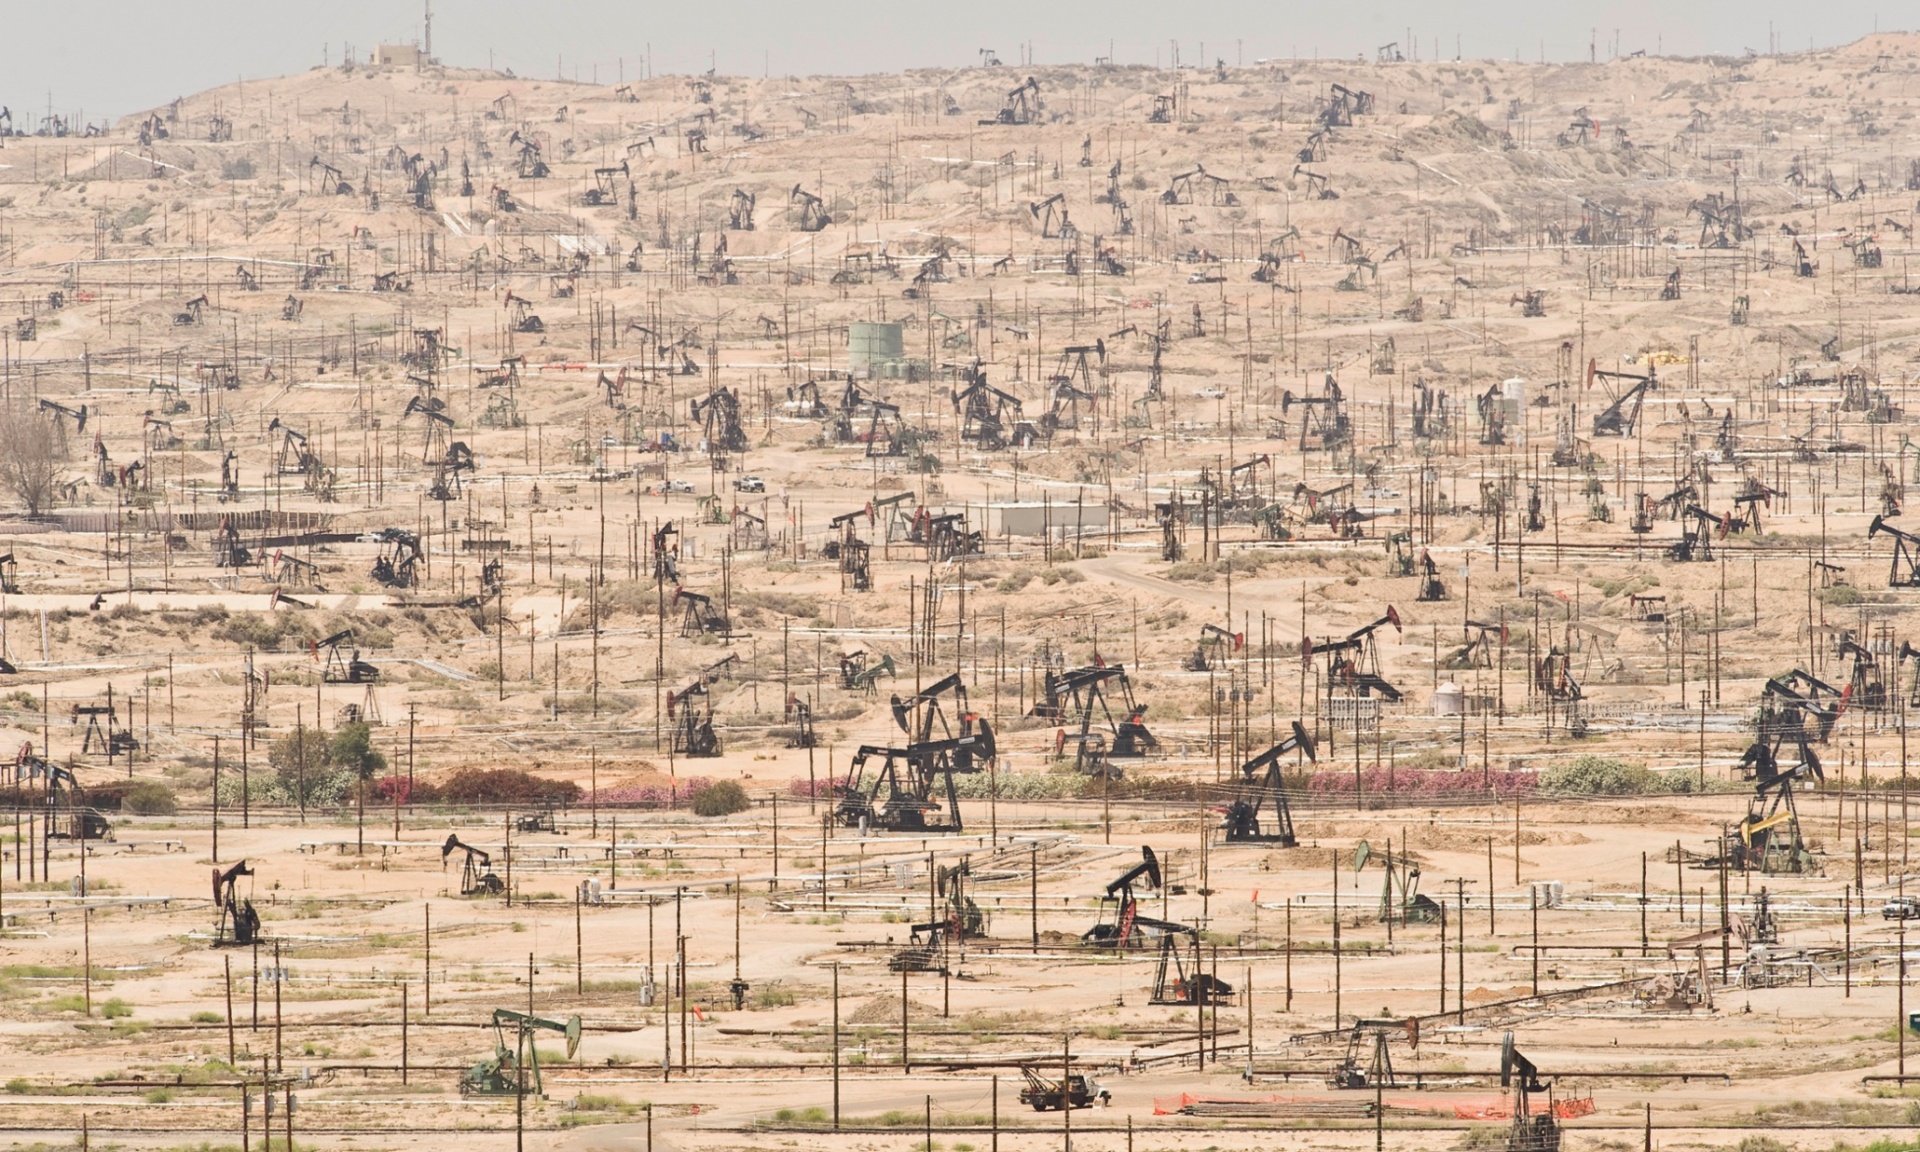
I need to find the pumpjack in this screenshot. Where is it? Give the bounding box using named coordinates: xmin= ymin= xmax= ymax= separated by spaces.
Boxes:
xmin=1150 ymin=928 xmax=1234 ymax=1005
xmin=1082 ymin=846 xmax=1161 ymax=947
xmin=1182 ymin=624 xmax=1243 ymax=672
xmin=460 ymin=1010 xmax=582 ymax=1098
xmin=1355 ymin=839 xmax=1440 ymax=922
xmin=504 ymin=291 xmax=544 ymax=334
xmin=674 ymin=587 xmax=732 ymax=636
xmin=1331 ymin=1022 xmax=1407 ymax=1089
xmin=791 ymin=184 xmax=830 ymax=231
xmin=29 ymin=759 xmax=112 ymax=841
xmin=442 ymin=834 xmax=506 ymax=896
xmin=1416 ymin=549 xmax=1447 ymax=601
xmin=1220 ymin=722 xmax=1315 ymax=845
xmin=728 ymin=188 xmax=756 ymax=230
xmin=314 ymin=630 xmax=378 ymax=684
xmin=1587 ymin=360 xmax=1656 ymax=436
xmin=1305 ymin=607 xmax=1405 ymax=703
xmin=953 ymin=372 xmax=1028 ymax=450
xmin=840 ymin=650 xmax=898 ymax=696
xmin=212 ymin=860 xmax=262 ymax=946
xmin=1868 ymin=515 xmax=1920 ymax=587
xmin=1499 ymin=1033 xmax=1561 ymax=1152
xmin=1282 ymin=376 xmax=1351 ymax=451
xmin=890 ymin=860 xmax=988 ymax=972
xmin=370 ymin=529 xmax=422 ymax=589
xmin=668 ymin=655 xmax=737 ymax=757
xmin=833 ymin=703 xmax=991 ymax=832
xmin=0 ymin=552 xmax=16 ymax=595
xmin=982 ymin=76 xmax=1041 ymax=126
xmin=1032 ymin=664 xmax=1156 ymax=778
xmin=1668 ymin=505 xmax=1725 ymax=563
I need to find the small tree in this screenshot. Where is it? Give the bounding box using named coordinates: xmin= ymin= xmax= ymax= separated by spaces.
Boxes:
xmin=330 ymin=722 xmax=387 ymax=853
xmin=0 ymin=402 xmax=67 ymax=515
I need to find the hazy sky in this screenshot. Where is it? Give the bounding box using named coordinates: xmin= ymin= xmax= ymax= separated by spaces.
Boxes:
xmin=0 ymin=1 xmax=1908 ymax=124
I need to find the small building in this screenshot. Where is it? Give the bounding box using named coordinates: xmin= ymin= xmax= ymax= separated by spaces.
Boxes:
xmin=374 ymin=44 xmax=425 ymax=69
xmin=995 ymin=501 xmax=1110 ymax=537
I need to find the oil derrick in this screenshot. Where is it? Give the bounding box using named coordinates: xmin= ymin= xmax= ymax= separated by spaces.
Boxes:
xmin=1030 ymin=664 xmax=1157 ymax=778
xmin=1219 ymin=721 xmax=1315 ymax=845
xmin=1282 ymin=375 xmax=1351 ymax=451
xmin=441 ymin=834 xmax=505 ymax=896
xmin=690 ymin=386 xmax=748 ymax=465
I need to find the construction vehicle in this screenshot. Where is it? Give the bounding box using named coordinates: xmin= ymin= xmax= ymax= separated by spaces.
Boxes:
xmin=791 ymin=184 xmax=830 ymax=231
xmin=1219 ymin=722 xmax=1316 ymax=846
xmin=1018 ymin=1065 xmax=1105 ymax=1111
xmin=313 ymin=630 xmax=378 ymax=684
xmin=1499 ymin=1033 xmax=1561 ymax=1152
xmin=369 ymin=529 xmax=422 ymax=589
xmin=442 ymin=834 xmax=505 ymax=896
xmin=1587 ymin=360 xmax=1656 ymax=436
xmin=1032 ymin=664 xmax=1156 ymax=778
xmin=1182 ymin=624 xmax=1243 ymax=672
xmin=982 ymin=77 xmax=1041 ymax=126
xmin=460 ymin=1010 xmax=582 ymax=1098
xmin=212 ymin=860 xmax=262 ymax=947
xmin=1082 ymin=846 xmax=1161 ymax=947
xmin=1869 ymin=515 xmax=1920 ymax=587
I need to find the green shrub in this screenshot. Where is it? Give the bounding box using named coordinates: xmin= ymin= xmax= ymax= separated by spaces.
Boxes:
xmin=123 ymin=781 xmax=177 ymax=816
xmin=1538 ymin=755 xmax=1690 ymax=796
xmin=690 ymin=780 xmax=751 ymax=817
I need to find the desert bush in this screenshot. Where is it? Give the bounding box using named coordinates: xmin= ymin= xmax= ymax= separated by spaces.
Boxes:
xmin=689 ymin=779 xmax=752 ymax=817
xmin=122 ymin=781 xmax=177 ymax=815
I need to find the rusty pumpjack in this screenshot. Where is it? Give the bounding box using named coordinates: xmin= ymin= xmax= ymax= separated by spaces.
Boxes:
xmin=1220 ymin=721 xmax=1317 ymax=846
xmin=212 ymin=860 xmax=262 ymax=947
xmin=1030 ymin=664 xmax=1157 ymax=778
xmin=442 ymin=834 xmax=506 ymax=896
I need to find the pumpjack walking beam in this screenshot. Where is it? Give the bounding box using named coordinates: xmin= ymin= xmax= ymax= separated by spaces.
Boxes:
xmin=442 ymin=834 xmax=506 ymax=896
xmin=1869 ymin=515 xmax=1920 ymax=587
